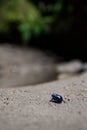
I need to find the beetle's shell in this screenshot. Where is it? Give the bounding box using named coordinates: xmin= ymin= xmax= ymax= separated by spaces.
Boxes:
xmin=51 ymin=94 xmax=63 ymax=103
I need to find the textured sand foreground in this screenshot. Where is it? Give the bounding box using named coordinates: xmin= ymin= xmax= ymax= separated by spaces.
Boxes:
xmin=0 ymin=73 xmax=87 ymax=130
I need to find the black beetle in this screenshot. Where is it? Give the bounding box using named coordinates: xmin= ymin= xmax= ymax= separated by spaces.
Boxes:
xmin=50 ymin=93 xmax=65 ymax=103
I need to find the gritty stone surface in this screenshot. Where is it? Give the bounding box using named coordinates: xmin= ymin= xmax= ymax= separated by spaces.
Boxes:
xmin=0 ymin=72 xmax=87 ymax=130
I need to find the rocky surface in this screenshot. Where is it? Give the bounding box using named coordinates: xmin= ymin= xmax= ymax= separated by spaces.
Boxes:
xmin=0 ymin=44 xmax=57 ymax=87
xmin=57 ymin=60 xmax=83 ymax=73
xmin=0 ymin=72 xmax=87 ymax=130
xmin=0 ymin=44 xmax=85 ymax=87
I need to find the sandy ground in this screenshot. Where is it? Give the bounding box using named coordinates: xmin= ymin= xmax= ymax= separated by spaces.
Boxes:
xmin=0 ymin=72 xmax=87 ymax=130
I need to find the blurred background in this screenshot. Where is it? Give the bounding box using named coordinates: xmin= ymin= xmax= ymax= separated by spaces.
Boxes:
xmin=0 ymin=0 xmax=87 ymax=61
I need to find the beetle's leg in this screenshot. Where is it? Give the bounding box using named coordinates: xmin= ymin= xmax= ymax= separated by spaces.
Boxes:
xmin=63 ymin=99 xmax=66 ymax=103
xmin=50 ymin=98 xmax=54 ymax=102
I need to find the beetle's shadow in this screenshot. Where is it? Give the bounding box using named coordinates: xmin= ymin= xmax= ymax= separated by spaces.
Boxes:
xmin=50 ymin=98 xmax=66 ymax=104
xmin=50 ymin=99 xmax=62 ymax=104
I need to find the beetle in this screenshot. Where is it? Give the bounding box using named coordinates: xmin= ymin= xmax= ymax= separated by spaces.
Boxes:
xmin=50 ymin=93 xmax=65 ymax=103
